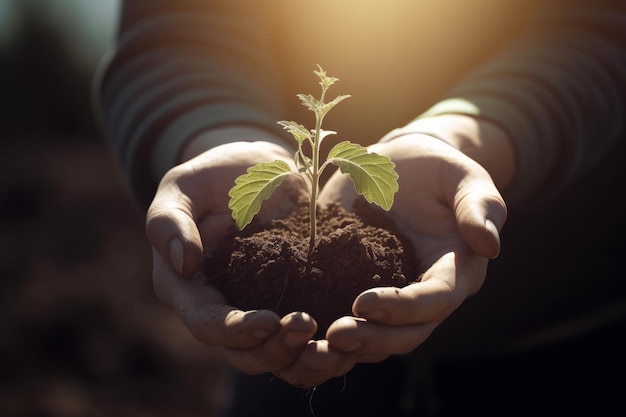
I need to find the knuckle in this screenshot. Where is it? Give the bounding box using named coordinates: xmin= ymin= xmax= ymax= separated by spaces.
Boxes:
xmin=145 ymin=210 xmax=173 ymax=243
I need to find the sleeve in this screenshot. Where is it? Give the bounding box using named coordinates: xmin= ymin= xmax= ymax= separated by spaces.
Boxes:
xmin=417 ymin=0 xmax=626 ymax=208
xmin=93 ymin=0 xmax=287 ymax=208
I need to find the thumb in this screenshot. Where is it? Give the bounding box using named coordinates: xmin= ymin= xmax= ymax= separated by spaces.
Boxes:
xmin=146 ymin=191 xmax=203 ymax=278
xmin=454 ymin=183 xmax=507 ymax=259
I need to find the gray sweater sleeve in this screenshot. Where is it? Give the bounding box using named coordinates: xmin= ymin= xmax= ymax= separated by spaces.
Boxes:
xmin=418 ymin=1 xmax=626 ymax=208
xmin=96 ymin=1 xmax=625 ymax=211
xmin=93 ymin=1 xmax=286 ymax=208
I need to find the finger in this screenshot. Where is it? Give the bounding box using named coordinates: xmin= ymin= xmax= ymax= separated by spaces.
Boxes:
xmin=146 ymin=206 xmax=204 ymax=278
xmin=326 ymin=316 xmax=438 ymax=361
xmin=453 ymin=177 xmax=507 ymax=259
xmin=152 ymin=250 xmax=282 ymax=348
xmin=273 ymin=340 xmax=356 ymax=388
xmin=222 ymin=312 xmax=318 ymax=375
xmin=186 ymin=306 xmax=285 ymax=349
xmin=352 ymin=251 xmax=487 ymax=325
xmin=146 ymin=168 xmax=204 ymax=277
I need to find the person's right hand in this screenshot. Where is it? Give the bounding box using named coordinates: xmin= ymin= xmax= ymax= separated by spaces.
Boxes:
xmin=146 ymin=140 xmax=319 ymax=375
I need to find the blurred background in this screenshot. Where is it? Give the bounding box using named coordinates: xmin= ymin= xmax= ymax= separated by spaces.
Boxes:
xmin=0 ymin=1 xmax=230 ymax=416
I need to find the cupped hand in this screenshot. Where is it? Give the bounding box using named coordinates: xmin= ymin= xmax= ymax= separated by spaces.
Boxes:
xmin=272 ymin=133 xmax=507 ymax=385
xmin=146 ymin=140 xmax=318 ymax=375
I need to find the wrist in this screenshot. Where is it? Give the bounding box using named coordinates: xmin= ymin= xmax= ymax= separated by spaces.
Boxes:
xmin=180 ymin=126 xmax=291 ymax=163
xmin=382 ymin=114 xmax=516 ymax=192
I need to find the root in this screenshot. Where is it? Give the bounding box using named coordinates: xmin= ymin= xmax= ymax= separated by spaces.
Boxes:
xmin=275 ymin=271 xmax=289 ymax=312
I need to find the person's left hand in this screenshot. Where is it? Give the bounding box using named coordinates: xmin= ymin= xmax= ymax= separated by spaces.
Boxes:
xmin=146 ymin=139 xmax=320 ymax=378
xmin=271 ymin=133 xmax=507 ymax=387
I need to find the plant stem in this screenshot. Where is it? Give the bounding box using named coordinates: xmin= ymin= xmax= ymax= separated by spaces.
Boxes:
xmin=308 ymin=118 xmax=321 ymax=256
xmin=307 ymin=87 xmax=327 ymax=256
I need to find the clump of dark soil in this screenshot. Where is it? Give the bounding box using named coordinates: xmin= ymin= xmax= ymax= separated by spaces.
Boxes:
xmin=203 ymin=201 xmax=418 ymax=336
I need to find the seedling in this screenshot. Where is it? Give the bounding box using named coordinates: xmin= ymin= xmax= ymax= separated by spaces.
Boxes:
xmin=228 ymin=66 xmax=399 ymax=254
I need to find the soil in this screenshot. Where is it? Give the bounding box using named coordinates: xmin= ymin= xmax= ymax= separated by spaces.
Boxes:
xmin=203 ymin=198 xmax=419 ymax=336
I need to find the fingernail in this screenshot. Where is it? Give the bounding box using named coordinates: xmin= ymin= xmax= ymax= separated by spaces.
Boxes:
xmin=285 ymin=332 xmax=311 ymax=349
xmin=485 ymin=219 xmax=501 ymax=258
xmin=169 ymin=238 xmax=184 ymax=275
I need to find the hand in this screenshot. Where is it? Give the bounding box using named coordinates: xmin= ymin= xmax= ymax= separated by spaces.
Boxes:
xmin=273 ymin=132 xmax=507 ymax=386
xmin=146 ymin=140 xmax=318 ymax=375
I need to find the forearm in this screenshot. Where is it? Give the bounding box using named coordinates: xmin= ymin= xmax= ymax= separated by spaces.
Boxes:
xmin=180 ymin=126 xmax=291 ymax=163
xmin=409 ymin=2 xmax=625 ymax=209
xmin=94 ymin=1 xmax=285 ymax=209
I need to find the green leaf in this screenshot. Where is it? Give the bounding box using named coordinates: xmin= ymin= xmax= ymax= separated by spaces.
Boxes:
xmin=314 ymin=65 xmax=338 ymax=90
xmin=320 ymin=94 xmax=351 ymax=117
xmin=277 ymin=120 xmax=311 ymax=145
xmin=297 ymin=93 xmax=321 ymax=114
xmin=327 ymin=141 xmax=399 ymax=210
xmin=228 ymin=160 xmax=293 ymax=230
xmin=318 ymin=129 xmax=336 ymax=145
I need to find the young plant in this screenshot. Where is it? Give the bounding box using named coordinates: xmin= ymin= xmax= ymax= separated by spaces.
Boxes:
xmin=228 ymin=66 xmax=399 ymax=254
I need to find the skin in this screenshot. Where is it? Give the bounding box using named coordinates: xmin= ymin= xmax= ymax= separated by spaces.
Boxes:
xmin=146 ymin=114 xmax=514 ymax=388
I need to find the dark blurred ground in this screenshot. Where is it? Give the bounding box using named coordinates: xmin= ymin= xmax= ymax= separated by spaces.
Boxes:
xmin=0 ymin=2 xmax=230 ymax=416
